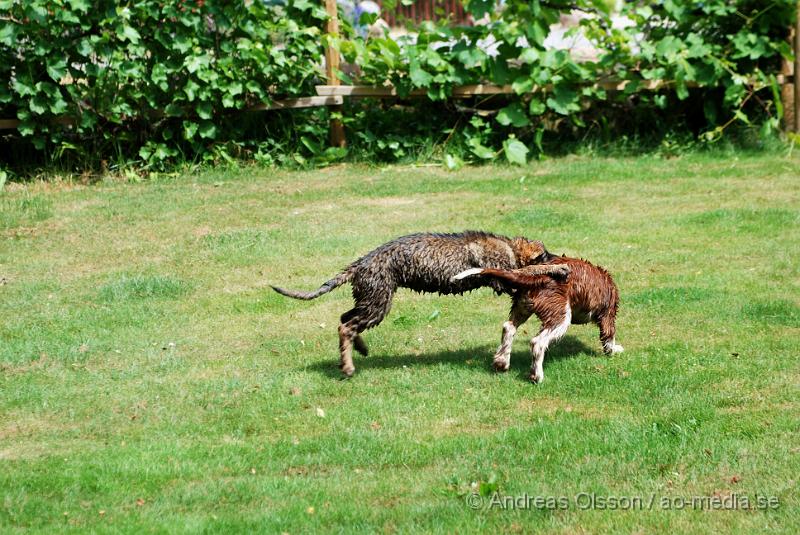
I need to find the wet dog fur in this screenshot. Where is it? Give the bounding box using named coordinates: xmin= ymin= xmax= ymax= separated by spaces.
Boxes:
xmin=272 ymin=231 xmax=570 ymax=376
xmin=453 ymin=254 xmax=622 ymax=383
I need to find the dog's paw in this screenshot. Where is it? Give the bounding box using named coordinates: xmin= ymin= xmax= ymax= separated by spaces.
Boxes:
xmin=551 ymin=264 xmax=571 ymax=278
xmin=338 ymin=362 xmax=355 ymax=377
xmin=528 ymin=371 xmax=544 ymax=384
xmin=603 ymin=342 xmax=624 ymax=355
xmin=492 ymin=358 xmax=510 ymax=372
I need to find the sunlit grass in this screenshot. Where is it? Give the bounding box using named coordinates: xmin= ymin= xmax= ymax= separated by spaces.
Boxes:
xmin=1 ymin=153 xmax=798 ymax=533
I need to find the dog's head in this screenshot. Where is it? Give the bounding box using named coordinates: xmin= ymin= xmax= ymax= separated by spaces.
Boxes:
xmin=512 ymin=238 xmax=555 ymax=265
xmin=519 ymin=239 xmax=554 ymax=264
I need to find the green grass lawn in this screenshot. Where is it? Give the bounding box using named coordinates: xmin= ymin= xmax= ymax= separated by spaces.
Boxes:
xmin=1 ymin=154 xmax=798 ymax=533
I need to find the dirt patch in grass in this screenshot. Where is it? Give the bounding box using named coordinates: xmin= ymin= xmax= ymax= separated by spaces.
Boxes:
xmin=0 ymin=353 xmax=54 ymax=376
xmin=516 ymin=396 xmax=619 ymax=420
xmin=0 ymin=413 xmax=80 ymax=460
xmin=360 ymin=197 xmax=418 ymax=208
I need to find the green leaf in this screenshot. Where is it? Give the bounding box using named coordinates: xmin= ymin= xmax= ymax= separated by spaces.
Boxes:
xmin=120 ymin=25 xmax=141 ymax=44
xmin=358 ymin=12 xmax=378 ymax=26
xmin=655 ymin=36 xmax=683 ymax=60
xmin=497 ymin=103 xmax=530 ymax=128
xmin=769 ymin=75 xmax=784 ymax=121
xmin=733 ymin=109 xmax=750 ymax=126
xmin=228 ymin=82 xmax=243 ymax=97
xmin=319 ymin=146 xmax=348 ymax=163
xmin=47 ymin=58 xmax=68 ymax=82
xmin=504 ymin=137 xmax=528 ymax=166
xmin=468 ymin=138 xmax=495 ymax=160
xmin=300 ymin=135 xmax=322 ymax=155
xmin=528 ymin=98 xmax=546 ymax=115
xmin=29 ymin=95 xmax=49 ymax=115
xmin=518 ymin=48 xmax=539 ymax=64
xmin=409 ymin=63 xmax=433 ymax=88
xmin=173 ymin=34 xmax=193 ymax=54
xmin=198 ymin=121 xmax=217 ymax=139
xmin=185 ymin=53 xmax=212 ymax=74
xmin=526 ymin=21 xmax=548 ymax=47
xmin=17 ymin=121 xmax=35 ymax=136
xmin=165 ymin=104 xmax=183 ymax=117
xmin=196 ymin=102 xmax=213 ymax=120
xmin=184 ymin=79 xmax=200 ymax=102
xmin=443 ymin=153 xmax=463 ymax=171
xmin=80 ymin=111 xmax=98 ymax=130
xmin=489 ymin=59 xmax=511 ymax=85
xmin=138 ymin=144 xmax=152 ymax=161
xmin=466 ymin=0 xmax=494 ymax=19
xmin=675 ymin=78 xmax=689 ymax=100
xmin=12 ymin=76 xmax=36 ymax=97
xmin=0 ymin=21 xmax=17 ymax=46
xmin=76 ymin=38 xmax=94 ymax=57
xmin=153 ymin=143 xmax=177 ymax=161
xmin=245 ymin=81 xmax=262 ymax=95
xmin=546 ymin=85 xmax=580 ymax=115
xmin=183 ymin=121 xmax=198 ymax=140
xmin=512 ymin=76 xmax=533 ymax=95
xmin=456 ymin=45 xmax=485 ymax=68
xmin=67 ymin=0 xmax=90 ymax=12
xmin=49 ymin=96 xmax=68 ymax=114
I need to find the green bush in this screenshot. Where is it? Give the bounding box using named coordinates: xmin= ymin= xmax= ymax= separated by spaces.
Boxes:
xmin=0 ymin=0 xmax=794 ymax=171
xmin=0 ymin=0 xmax=326 ymax=167
xmin=345 ymin=0 xmax=793 ymax=163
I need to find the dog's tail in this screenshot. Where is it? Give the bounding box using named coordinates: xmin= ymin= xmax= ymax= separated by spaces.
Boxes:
xmin=452 ymin=267 xmax=543 ymax=287
xmin=271 ymin=270 xmax=352 ymax=300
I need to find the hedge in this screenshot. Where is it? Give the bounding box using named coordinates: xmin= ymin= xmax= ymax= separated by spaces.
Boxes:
xmin=0 ymin=0 xmax=795 ymax=170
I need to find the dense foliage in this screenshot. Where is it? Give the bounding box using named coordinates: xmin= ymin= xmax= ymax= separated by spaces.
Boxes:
xmin=0 ymin=0 xmax=326 ymax=168
xmin=0 ymin=0 xmax=795 ymax=171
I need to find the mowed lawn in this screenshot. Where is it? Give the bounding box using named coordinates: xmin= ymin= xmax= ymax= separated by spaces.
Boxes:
xmin=1 ymin=154 xmax=798 ymax=533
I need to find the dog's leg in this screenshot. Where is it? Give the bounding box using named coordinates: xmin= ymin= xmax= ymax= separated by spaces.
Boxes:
xmin=493 ymin=299 xmax=531 ymax=372
xmin=353 ymin=335 xmax=369 ymax=356
xmin=338 ymin=320 xmax=358 ymax=377
xmin=337 ymin=291 xmax=393 ymax=377
xmin=599 ymin=314 xmax=624 ymax=355
xmin=513 ymin=263 xmax=571 ymax=279
xmin=529 ymin=304 xmax=572 ymax=384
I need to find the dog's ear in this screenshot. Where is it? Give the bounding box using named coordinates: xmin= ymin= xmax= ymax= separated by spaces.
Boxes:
xmin=532 ymin=240 xmax=550 ymax=260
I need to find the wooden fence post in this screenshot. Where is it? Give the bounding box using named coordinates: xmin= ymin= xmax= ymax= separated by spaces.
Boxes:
xmin=324 ymin=0 xmax=347 ymax=147
xmin=782 ymin=27 xmax=795 ymax=131
xmin=795 ymin=1 xmax=800 ymax=132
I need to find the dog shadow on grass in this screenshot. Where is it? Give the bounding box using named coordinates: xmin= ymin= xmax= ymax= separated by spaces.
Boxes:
xmin=308 ymin=335 xmax=595 ymax=381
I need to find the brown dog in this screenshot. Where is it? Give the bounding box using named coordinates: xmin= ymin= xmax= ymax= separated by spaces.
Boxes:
xmin=453 ymin=255 xmax=622 ymax=383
